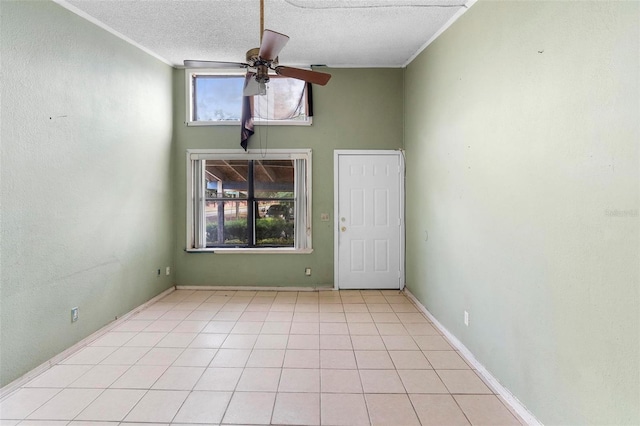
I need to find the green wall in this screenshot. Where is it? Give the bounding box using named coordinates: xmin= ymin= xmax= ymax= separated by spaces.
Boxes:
xmin=404 ymin=1 xmax=639 ymax=424
xmin=0 ymin=1 xmax=175 ymax=386
xmin=173 ymin=68 xmax=404 ymax=287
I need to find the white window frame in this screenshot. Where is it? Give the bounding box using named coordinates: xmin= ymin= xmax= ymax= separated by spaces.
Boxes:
xmin=186 ymin=149 xmax=313 ymax=254
xmin=184 ymin=69 xmax=312 ymax=127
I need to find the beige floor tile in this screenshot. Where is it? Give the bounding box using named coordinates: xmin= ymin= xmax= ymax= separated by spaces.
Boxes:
xmin=319 ymin=312 xmax=347 ymax=323
xmin=291 ymin=322 xmax=320 ymax=335
xmin=202 ymin=321 xmax=235 ymax=333
xmin=287 ymin=334 xmax=319 ymax=350
xmin=320 ymin=369 xmax=363 ymax=393
xmin=270 ymin=303 xmax=296 ymax=312
xmin=348 ymin=322 xmax=380 ymax=335
xmin=413 ymin=335 xmax=454 ymax=350
xmin=25 ymin=365 xmax=93 ymax=388
xmin=188 ymin=333 xmax=227 ymax=349
xmin=320 ymin=335 xmax=353 ymax=350
xmin=68 ymin=365 xmax=129 ymax=388
xmin=171 ymin=348 xmax=217 ymax=367
xmin=123 ymin=332 xmax=167 ymax=348
xmin=151 ymin=366 xmax=204 ymax=390
xmin=388 ymin=350 xmax=432 ymax=369
xmin=454 ymin=394 xmax=522 ymax=425
xmin=221 ymin=334 xmax=258 ymax=349
xmin=438 ymin=370 xmax=493 ymax=394
xmin=245 ymin=303 xmax=272 ymax=312
xmin=345 ymin=313 xmax=373 ymax=323
xmin=320 ymin=350 xmax=357 ymax=369
xmin=159 ymin=310 xmax=191 ymax=321
xmin=89 ymin=332 xmax=138 ymax=347
xmin=272 ymin=392 xmax=320 ymax=425
xmin=321 ymin=393 xmax=369 ymax=425
xmin=156 ymin=332 xmax=197 ymax=348
xmin=279 ymin=368 xmax=320 ymax=392
xmin=362 ymin=296 xmax=387 ymax=304
xmin=100 ymin=347 xmax=150 ymax=365
xmin=112 ymin=319 xmax=154 ymax=332
xmin=222 ymin=391 xmax=276 ymax=424
xmin=0 ymin=388 xmax=60 ymax=419
xmin=319 ymin=304 xmax=344 ymax=313
xmin=27 ymin=388 xmax=102 ymax=420
xmin=351 ymin=335 xmax=386 ymax=350
xmin=293 ymin=312 xmax=320 ymax=322
xmin=210 ymin=349 xmax=251 ymax=367
xmin=319 ymin=322 xmax=349 ymax=335
xmin=255 ymin=334 xmax=289 ymax=349
xmin=230 ymin=321 xmax=263 ymax=334
xmin=265 ymin=311 xmax=294 ymax=322
xmin=213 ymin=311 xmax=242 ymax=321
xmin=375 ymin=323 xmax=408 ymax=336
xmin=295 ymin=304 xmax=320 ymax=313
xmin=383 ymin=295 xmax=409 ymax=304
xmin=410 ymin=394 xmax=470 ymax=425
xmin=238 ymin=311 xmax=268 ymax=322
xmin=397 ymin=313 xmax=429 ymax=323
xmin=366 ymin=303 xmax=394 ymax=313
xmin=390 ymin=303 xmax=419 ymax=313
xmin=194 ymin=367 xmax=243 ymax=391
xmin=284 ymin=349 xmax=320 ymax=368
xmin=143 ymin=321 xmax=180 ymax=333
xmin=172 ymin=391 xmax=232 ymax=424
xmin=424 ymin=350 xmax=471 ymax=369
xmin=398 ymin=369 xmax=449 ymax=393
xmin=403 ymin=322 xmax=439 ymax=336
xmin=110 ymin=365 xmax=167 ymax=389
xmin=236 ymin=367 xmax=281 ymax=391
xmin=365 ymin=393 xmax=420 ymax=425
xmin=343 ymin=304 xmax=369 ymax=313
xmin=246 ymin=349 xmax=285 ymax=367
xmin=136 ymin=348 xmax=183 ymax=366
xmin=371 ymin=312 xmax=400 ymax=323
xmin=123 ymin=390 xmax=188 ymax=423
xmin=359 ymin=370 xmax=405 ymax=393
xmin=382 ymin=335 xmax=420 ymax=350
xmin=172 ymin=320 xmax=208 ymax=333
xmin=75 ymin=389 xmax=145 ymax=421
xmin=354 ymin=351 xmax=394 ymax=369
xmin=260 ymin=321 xmax=291 ymax=334
xmin=61 ymin=346 xmax=116 ymax=365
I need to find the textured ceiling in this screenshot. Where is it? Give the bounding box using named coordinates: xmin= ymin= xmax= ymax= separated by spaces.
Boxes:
xmin=60 ymin=0 xmax=474 ymax=68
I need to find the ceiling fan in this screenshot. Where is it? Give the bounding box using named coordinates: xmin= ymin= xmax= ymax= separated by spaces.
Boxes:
xmin=184 ymin=0 xmax=331 ymax=97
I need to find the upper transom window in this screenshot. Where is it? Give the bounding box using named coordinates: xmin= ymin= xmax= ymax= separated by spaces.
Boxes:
xmin=185 ymin=70 xmax=310 ymax=126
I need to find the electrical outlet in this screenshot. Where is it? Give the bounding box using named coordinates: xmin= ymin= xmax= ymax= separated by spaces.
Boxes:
xmin=320 ymin=213 xmax=330 ymax=222
xmin=305 ymin=267 xmax=312 ymax=276
xmin=464 ymin=310 xmax=469 ymax=326
xmin=71 ymin=307 xmax=79 ymax=323
xmin=166 ymin=266 xmax=171 ymax=276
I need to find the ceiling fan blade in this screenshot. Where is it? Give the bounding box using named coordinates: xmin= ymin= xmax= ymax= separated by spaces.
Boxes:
xmin=259 ymin=30 xmax=290 ymax=61
xmin=275 ymin=66 xmax=332 ymax=86
xmin=184 ymin=60 xmax=248 ymax=69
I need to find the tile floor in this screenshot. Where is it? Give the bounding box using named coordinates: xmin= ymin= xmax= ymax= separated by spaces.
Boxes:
xmin=0 ymin=289 xmax=525 ymax=425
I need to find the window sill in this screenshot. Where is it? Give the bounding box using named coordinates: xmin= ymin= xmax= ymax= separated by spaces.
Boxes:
xmin=186 ymin=248 xmax=313 ymax=254
xmin=185 ymin=118 xmax=312 ymax=127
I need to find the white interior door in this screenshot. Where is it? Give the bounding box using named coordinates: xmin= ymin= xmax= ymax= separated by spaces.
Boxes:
xmin=334 ymin=151 xmax=404 ymax=289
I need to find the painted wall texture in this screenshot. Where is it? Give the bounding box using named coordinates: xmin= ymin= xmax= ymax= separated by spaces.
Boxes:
xmin=404 ymin=1 xmax=639 ymax=424
xmin=0 ymin=1 xmax=175 ymax=386
xmin=172 ymin=68 xmax=404 ymax=287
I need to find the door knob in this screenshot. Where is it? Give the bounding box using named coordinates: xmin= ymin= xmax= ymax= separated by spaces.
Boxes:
xmin=341 ymin=226 xmax=347 ymax=232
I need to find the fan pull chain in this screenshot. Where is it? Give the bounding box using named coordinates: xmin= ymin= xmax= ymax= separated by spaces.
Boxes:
xmin=260 ymin=0 xmax=264 ymax=42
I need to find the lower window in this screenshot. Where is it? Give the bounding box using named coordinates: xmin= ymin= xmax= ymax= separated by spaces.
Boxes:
xmin=187 ymin=149 xmax=312 ymax=252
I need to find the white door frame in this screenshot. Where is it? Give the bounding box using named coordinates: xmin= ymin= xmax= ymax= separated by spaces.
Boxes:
xmin=333 ymin=150 xmax=405 ymax=290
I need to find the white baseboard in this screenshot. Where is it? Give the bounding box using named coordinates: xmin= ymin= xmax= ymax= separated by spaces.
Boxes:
xmin=0 ymin=286 xmax=176 ymax=400
xmin=403 ymin=288 xmax=542 ymax=426
xmin=175 ymin=285 xmax=334 ymax=292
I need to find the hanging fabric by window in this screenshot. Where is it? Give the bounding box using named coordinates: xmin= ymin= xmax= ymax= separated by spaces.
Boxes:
xmin=241 ymin=74 xmax=255 ymax=151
